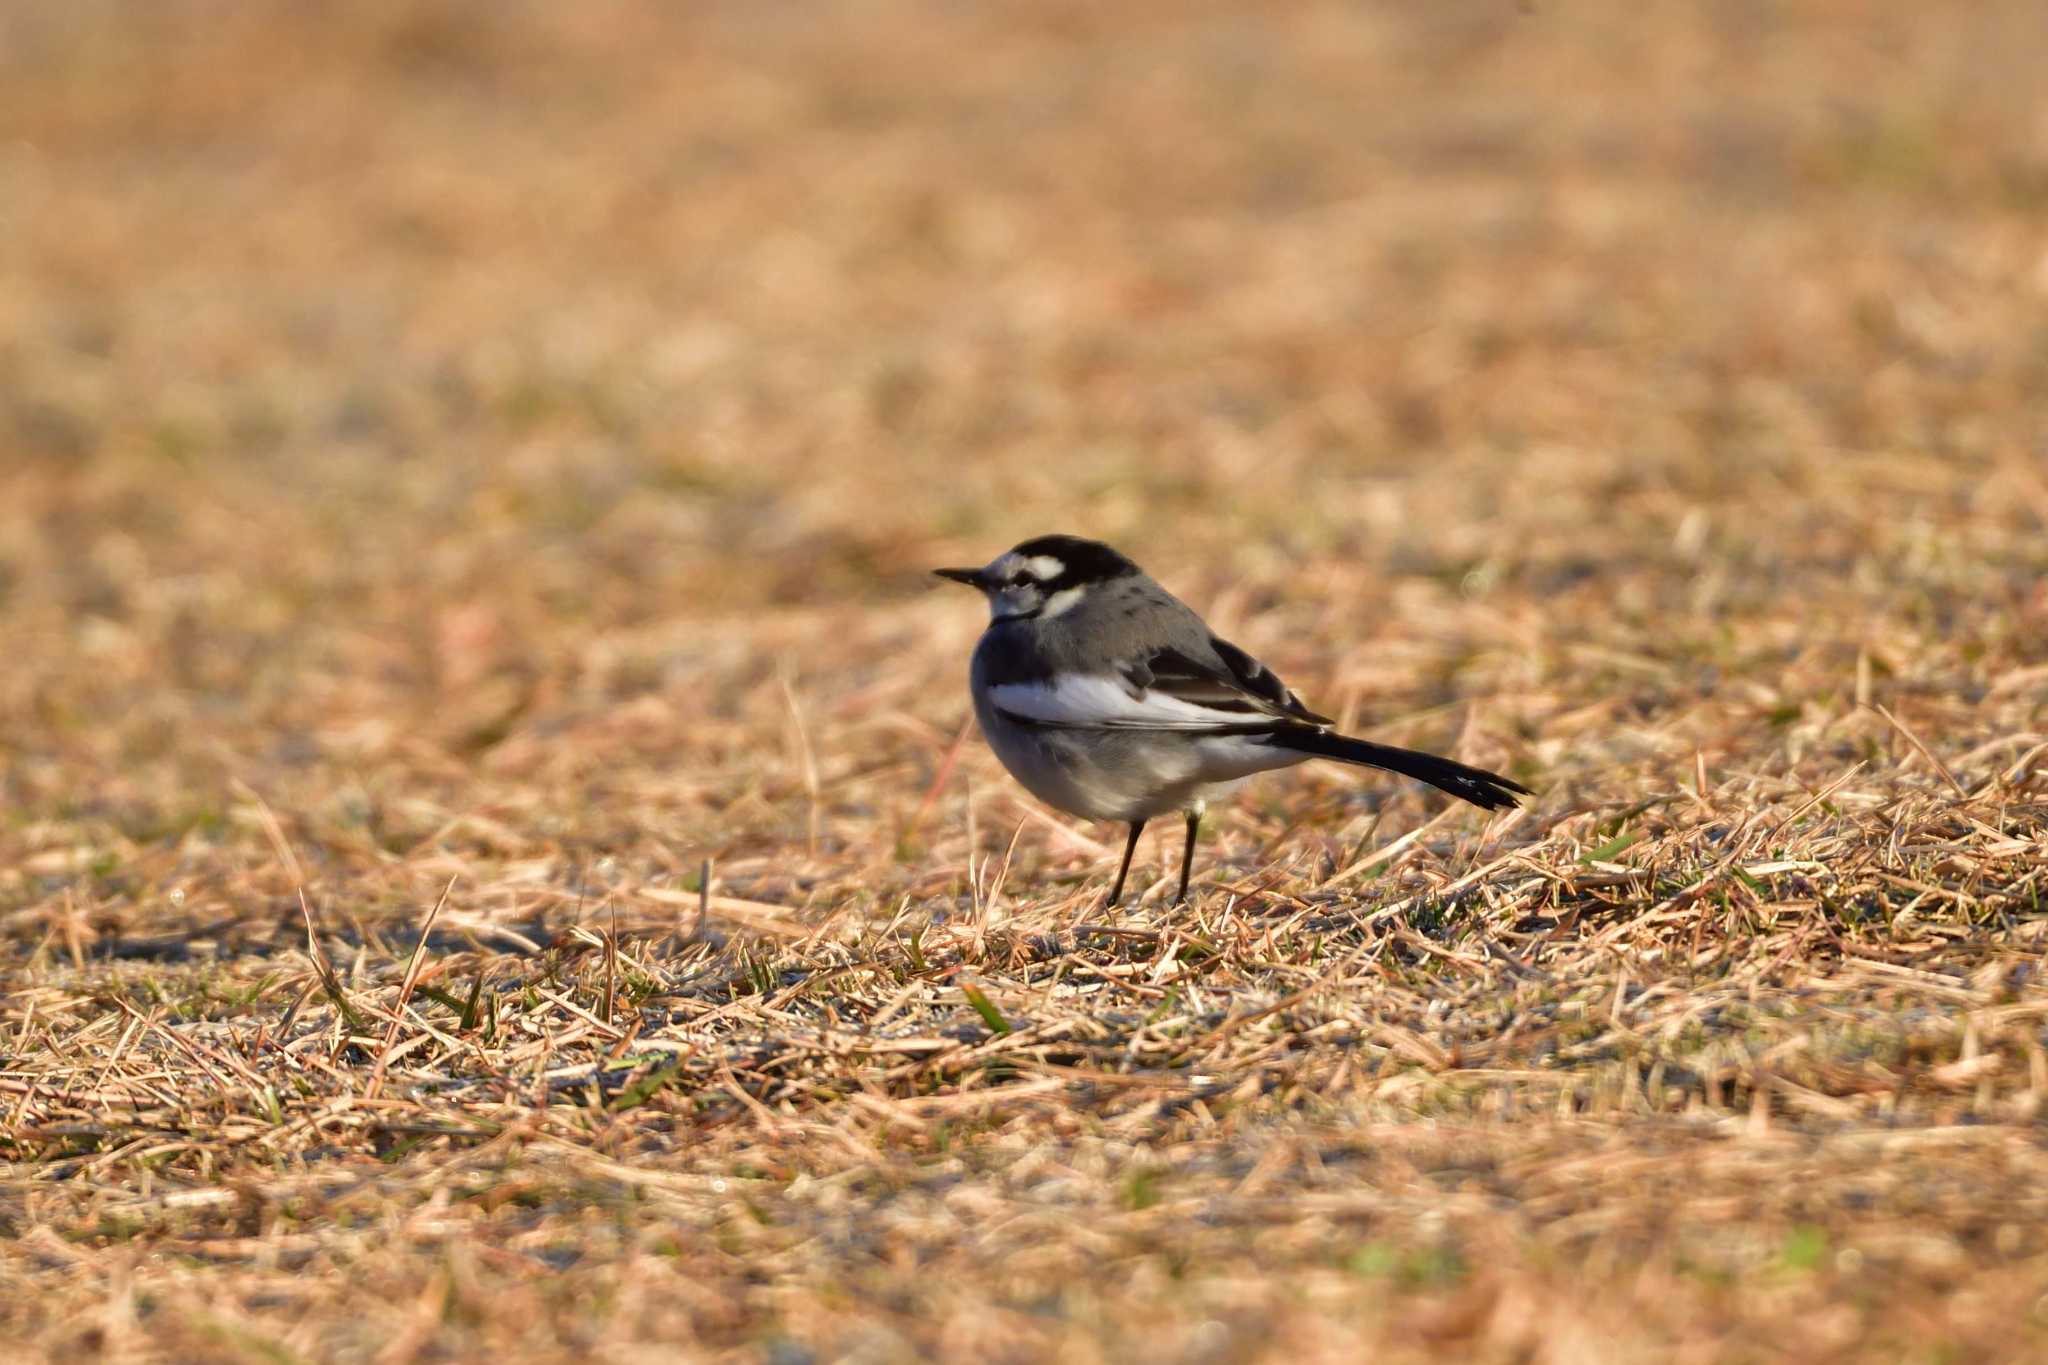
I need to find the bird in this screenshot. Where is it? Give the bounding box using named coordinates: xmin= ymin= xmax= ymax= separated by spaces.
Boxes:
xmin=934 ymin=534 xmax=1529 ymax=907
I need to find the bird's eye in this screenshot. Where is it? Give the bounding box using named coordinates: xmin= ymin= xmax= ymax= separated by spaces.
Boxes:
xmin=1004 ymin=572 xmax=1030 ymax=588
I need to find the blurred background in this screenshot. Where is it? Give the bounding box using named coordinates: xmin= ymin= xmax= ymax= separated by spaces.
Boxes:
xmin=2 ymin=0 xmax=2045 ymax=875
xmin=10 ymin=10 xmax=2048 ymax=1356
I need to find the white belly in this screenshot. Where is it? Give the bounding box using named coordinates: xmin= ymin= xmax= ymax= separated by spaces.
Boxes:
xmin=973 ymin=693 xmax=1305 ymax=823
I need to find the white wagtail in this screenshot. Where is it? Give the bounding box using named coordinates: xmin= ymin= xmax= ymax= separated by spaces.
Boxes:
xmin=935 ymin=534 xmax=1530 ymax=906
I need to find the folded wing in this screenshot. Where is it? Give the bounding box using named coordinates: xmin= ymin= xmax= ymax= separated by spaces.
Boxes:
xmin=989 ymin=636 xmax=1331 ymax=733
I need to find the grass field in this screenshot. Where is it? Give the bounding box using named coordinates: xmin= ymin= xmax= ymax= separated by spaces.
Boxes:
xmin=5 ymin=2 xmax=2048 ymax=1360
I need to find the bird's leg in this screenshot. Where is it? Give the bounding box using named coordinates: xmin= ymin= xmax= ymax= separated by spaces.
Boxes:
xmin=1174 ymin=808 xmax=1201 ymax=905
xmin=1107 ymin=820 xmax=1145 ymax=906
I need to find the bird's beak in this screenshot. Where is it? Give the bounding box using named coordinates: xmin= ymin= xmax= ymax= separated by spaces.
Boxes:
xmin=932 ymin=566 xmax=988 ymax=589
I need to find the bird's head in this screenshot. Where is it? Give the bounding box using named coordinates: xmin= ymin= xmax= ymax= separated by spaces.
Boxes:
xmin=933 ymin=534 xmax=1139 ymax=624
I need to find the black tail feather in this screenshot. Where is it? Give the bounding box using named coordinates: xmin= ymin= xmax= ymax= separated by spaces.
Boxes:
xmin=1274 ymin=728 xmax=1529 ymax=811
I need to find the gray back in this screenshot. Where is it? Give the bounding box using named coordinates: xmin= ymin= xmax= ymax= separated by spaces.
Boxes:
xmin=973 ymin=573 xmax=1219 ymax=682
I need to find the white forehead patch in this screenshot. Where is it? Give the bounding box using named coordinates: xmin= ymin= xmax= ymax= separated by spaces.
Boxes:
xmin=1022 ymin=554 xmax=1065 ymax=581
xmin=1038 ymin=585 xmax=1087 ymax=619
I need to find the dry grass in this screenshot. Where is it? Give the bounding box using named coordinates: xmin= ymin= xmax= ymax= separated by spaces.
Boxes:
xmin=5 ymin=2 xmax=2048 ymax=1361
